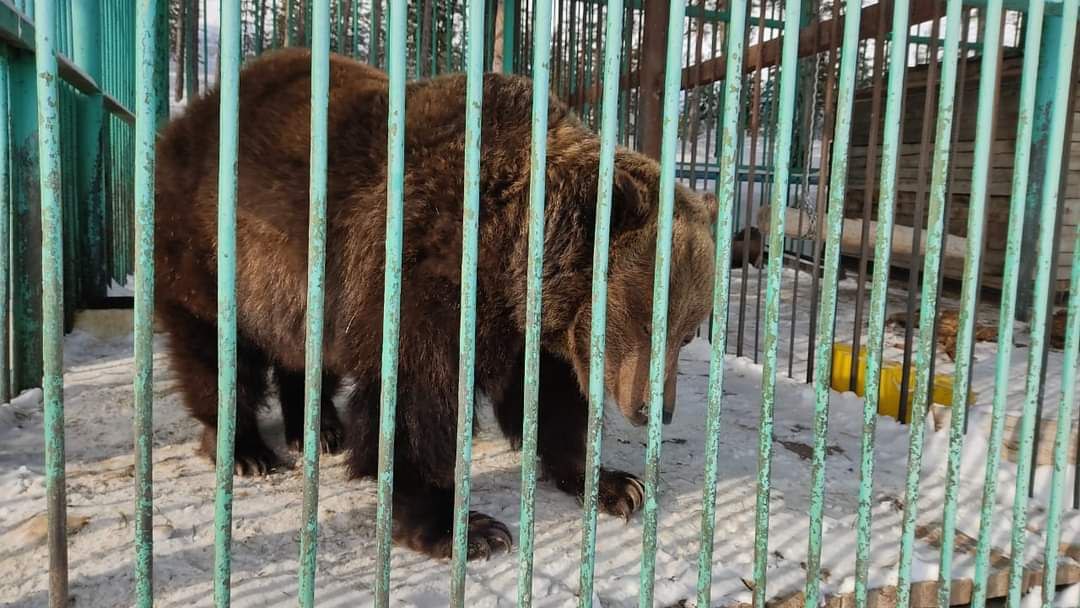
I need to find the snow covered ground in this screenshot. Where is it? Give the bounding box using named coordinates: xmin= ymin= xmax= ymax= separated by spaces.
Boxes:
xmin=3 ymin=267 xmax=1080 ymax=607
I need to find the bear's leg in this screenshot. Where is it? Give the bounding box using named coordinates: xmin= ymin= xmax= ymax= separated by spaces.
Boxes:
xmin=533 ymin=352 xmax=645 ymax=521
xmin=160 ymin=307 xmax=283 ymax=475
xmin=344 ymin=378 xmax=512 ymax=560
xmin=273 ymin=366 xmax=345 ymax=455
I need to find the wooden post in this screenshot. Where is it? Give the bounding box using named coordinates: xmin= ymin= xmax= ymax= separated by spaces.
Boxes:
xmin=638 ymin=0 xmax=668 ymax=159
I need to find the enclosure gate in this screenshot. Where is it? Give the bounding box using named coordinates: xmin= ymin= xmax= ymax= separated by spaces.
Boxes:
xmin=5 ymin=0 xmax=1080 ymax=606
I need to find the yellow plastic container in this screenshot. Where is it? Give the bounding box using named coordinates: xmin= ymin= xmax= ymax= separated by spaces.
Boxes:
xmin=830 ymin=343 xmax=974 ymax=424
xmin=830 ymin=343 xmax=868 ymax=396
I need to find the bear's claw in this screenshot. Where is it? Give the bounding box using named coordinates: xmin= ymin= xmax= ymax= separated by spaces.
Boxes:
xmin=598 ymin=469 xmax=646 ymax=522
xmin=466 ymin=511 xmax=513 ymax=561
xmin=286 ymin=422 xmax=345 ymax=456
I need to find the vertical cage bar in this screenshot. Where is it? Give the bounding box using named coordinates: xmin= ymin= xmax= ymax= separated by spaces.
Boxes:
xmin=298 ymin=0 xmax=331 ymax=605
xmin=1041 ymin=195 xmax=1080 ymax=604
xmin=898 ymin=10 xmax=941 ymax=423
xmin=854 ymin=0 xmax=910 ymax=605
xmin=33 ymin=0 xmax=69 ymax=604
xmin=448 ymin=0 xmax=487 ymax=602
xmin=694 ymin=1 xmax=744 ymax=605
xmin=895 ymin=1 xmax=964 ymax=605
xmin=1006 ymin=2 xmax=1078 ymax=603
xmin=212 ymin=0 xmax=242 ymax=605
xmin=74 ymin=0 xmax=107 ymax=306
xmin=574 ymin=0 xmax=622 ymax=600
xmin=969 ymin=17 xmax=1045 ymax=585
xmin=936 ymin=1 xmax=1004 ymax=603
xmin=637 ymin=0 xmax=688 ymax=604
xmin=133 ymin=0 xmax=160 ymax=604
xmin=749 ymin=0 xmax=800 ymax=603
xmin=0 ymin=51 xmax=8 ymax=404
xmin=374 ymin=0 xmax=407 ymax=604
xmin=802 ymin=0 xmax=861 ymax=602
xmin=515 ymin=0 xmax=552 ymax=601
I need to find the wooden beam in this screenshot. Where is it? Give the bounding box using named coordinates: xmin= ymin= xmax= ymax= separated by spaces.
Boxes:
xmin=569 ymin=0 xmax=946 ymax=106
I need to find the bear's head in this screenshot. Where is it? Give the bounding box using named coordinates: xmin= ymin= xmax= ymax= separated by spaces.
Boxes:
xmin=563 ymin=153 xmax=718 ymax=427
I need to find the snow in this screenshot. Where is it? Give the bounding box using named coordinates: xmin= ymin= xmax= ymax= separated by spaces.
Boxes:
xmin=2 ymin=265 xmax=1080 ymax=607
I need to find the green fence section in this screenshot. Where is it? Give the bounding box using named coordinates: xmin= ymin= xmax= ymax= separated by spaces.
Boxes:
xmin=9 ymin=0 xmax=1080 ymax=606
xmin=1 ymin=0 xmax=137 ymax=399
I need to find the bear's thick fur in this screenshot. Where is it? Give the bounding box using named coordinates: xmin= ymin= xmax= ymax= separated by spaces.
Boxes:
xmin=154 ymin=48 xmax=717 ymax=559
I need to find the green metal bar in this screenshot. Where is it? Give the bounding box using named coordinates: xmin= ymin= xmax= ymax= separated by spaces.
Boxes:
xmin=0 ymin=50 xmax=9 ymax=403
xmin=1018 ymin=4 xmax=1066 ymax=320
xmin=11 ymin=19 xmax=43 ymax=397
xmin=374 ymin=0 xmax=406 ymax=604
xmin=1042 ymin=126 xmax=1080 ymax=608
xmin=33 ymin=0 xmax=68 ymax=604
xmin=1007 ymin=1 xmax=1078 ymax=603
xmin=213 ymin=0 xmax=242 ymax=605
xmin=895 ymin=1 xmax=964 ymax=605
xmin=937 ymin=1 xmax=1004 ymax=604
xmin=694 ymin=2 xmax=744 ymax=606
xmin=133 ymin=0 xmax=159 ymax=603
xmin=749 ymin=0 xmax=800 ymax=603
xmin=574 ymin=0 xmax=622 ymax=601
xmin=73 ymin=0 xmax=107 ymax=305
xmin=502 ymin=0 xmax=515 ymax=73
xmin=803 ymin=0 xmax=861 ymax=603
xmin=298 ymin=0 xmax=330 ymax=605
xmin=969 ymin=2 xmax=1045 ymax=606
xmin=637 ymin=0 xmax=688 ymax=604
xmin=449 ymin=0 xmax=487 ymax=602
xmin=855 ymin=0 xmax=910 ymax=605
xmin=515 ymin=0 xmax=552 ymax=602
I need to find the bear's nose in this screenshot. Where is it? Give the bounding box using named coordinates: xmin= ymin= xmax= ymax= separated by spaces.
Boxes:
xmin=662 ymin=410 xmax=673 ymax=425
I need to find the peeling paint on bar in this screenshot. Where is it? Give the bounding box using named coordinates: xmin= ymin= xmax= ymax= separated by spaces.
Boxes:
xmin=936 ymin=0 xmax=1004 ymax=603
xmin=34 ymin=0 xmax=69 ymax=605
xmin=1006 ymin=0 xmax=1078 ymax=603
xmin=133 ymin=0 xmax=159 ymax=604
xmin=803 ymin=0 xmax=862 ymax=604
xmin=895 ymin=0 xmax=963 ymax=605
xmin=636 ymin=0 xmax=689 ymax=604
xmin=374 ymin=0 xmax=407 ymax=604
xmin=212 ymin=0 xmax=243 ymax=605
xmin=449 ymin=0 xmax=487 ymax=602
xmin=516 ymin=0 xmax=553 ymax=602
xmin=298 ymin=0 xmax=330 ymax=605
xmin=750 ymin=0 xmax=800 ymax=604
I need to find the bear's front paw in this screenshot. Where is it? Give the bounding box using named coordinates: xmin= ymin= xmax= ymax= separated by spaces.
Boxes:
xmin=597 ymin=469 xmax=645 ymax=521
xmin=286 ymin=418 xmax=345 ymax=455
xmin=199 ymin=427 xmax=287 ymax=477
xmin=466 ymin=511 xmax=513 ymax=560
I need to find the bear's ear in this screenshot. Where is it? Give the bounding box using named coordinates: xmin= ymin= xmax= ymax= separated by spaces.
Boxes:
xmin=610 ymin=169 xmax=650 ymax=232
xmin=700 ymin=191 xmax=718 ymax=224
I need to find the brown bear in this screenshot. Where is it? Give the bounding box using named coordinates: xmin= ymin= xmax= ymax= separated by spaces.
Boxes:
xmin=154 ymin=48 xmax=717 ymax=560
